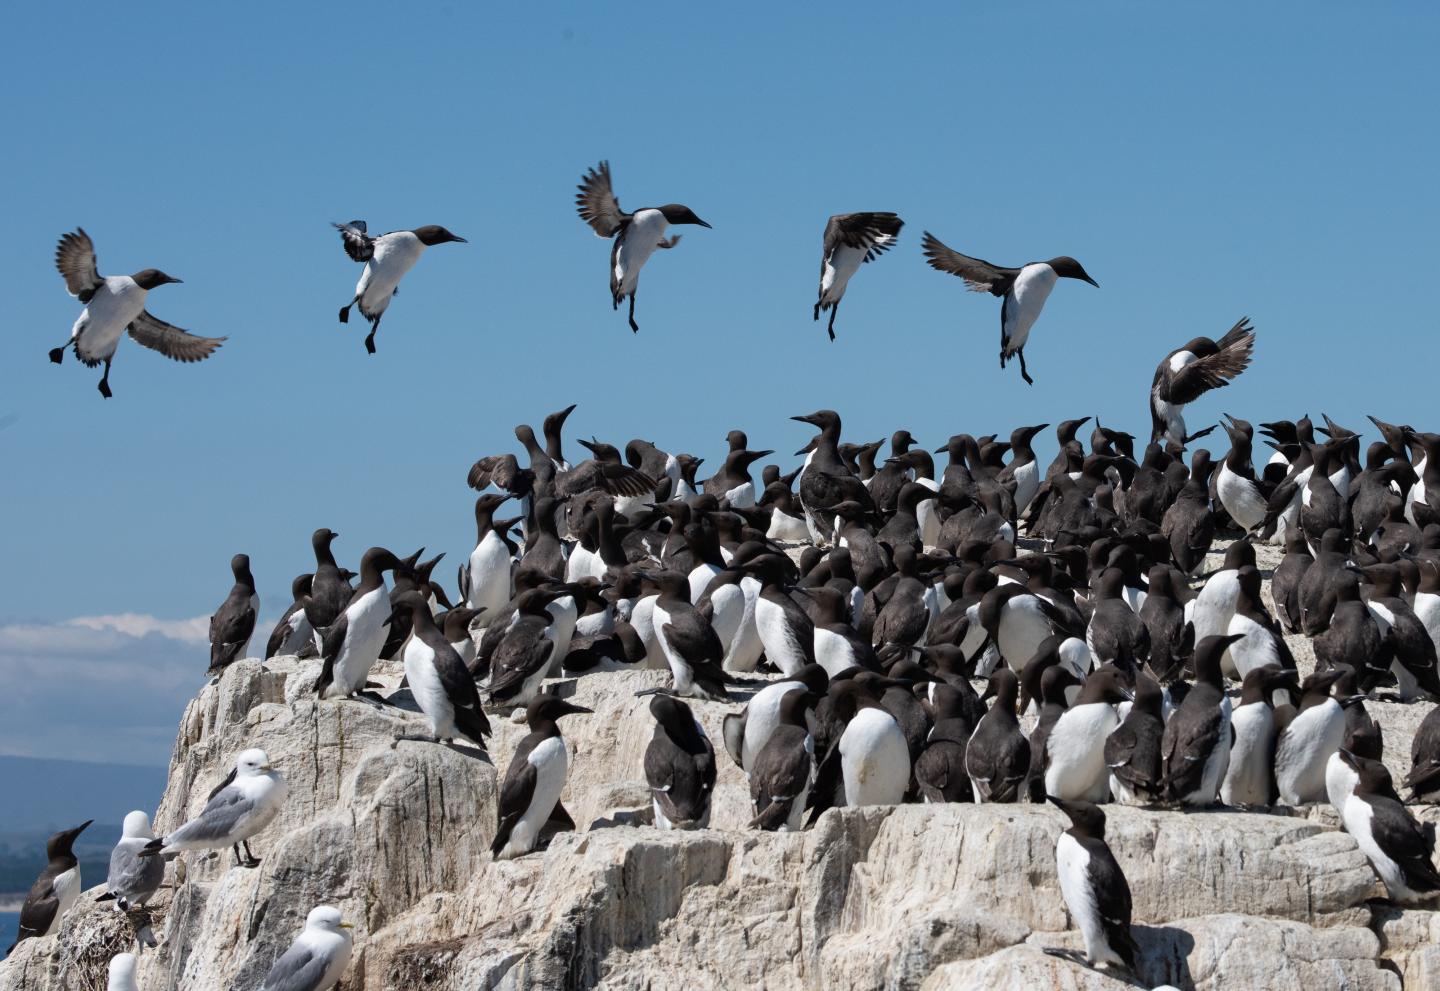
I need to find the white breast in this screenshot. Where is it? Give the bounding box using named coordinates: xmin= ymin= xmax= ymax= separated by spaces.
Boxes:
xmin=1044 ymin=703 xmax=1117 ymax=802
xmin=813 ymin=626 xmax=856 ymax=678
xmin=839 ymin=708 xmax=909 ymax=807
xmin=329 ymin=586 xmax=391 ymax=696
xmin=1217 ymin=463 xmax=1267 ymax=531
xmin=468 ymin=532 xmax=513 ymax=615
xmin=721 ymin=576 xmax=764 ymax=673
xmin=1225 ymin=612 xmax=1278 ymax=680
xmin=755 ymin=596 xmax=806 ymax=676
xmin=614 ymin=209 xmax=670 ymax=296
xmin=47 ymin=866 xmax=82 ymax=935
xmin=357 ymin=231 xmax=425 ymax=313
xmin=74 ymin=277 xmax=148 ymax=362
xmin=1220 ymin=701 xmax=1275 ymax=806
xmin=819 ymin=245 xmax=867 ymax=305
xmin=1275 ymin=700 xmax=1344 ymax=804
xmin=742 ymin=681 xmax=800 ymax=771
xmin=1001 ymin=264 xmax=1059 ymax=350
xmin=404 ymin=638 xmax=453 ymax=738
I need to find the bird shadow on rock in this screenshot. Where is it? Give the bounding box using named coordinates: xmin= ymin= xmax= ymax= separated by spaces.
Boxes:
xmin=1133 ymin=924 xmax=1197 ymax=990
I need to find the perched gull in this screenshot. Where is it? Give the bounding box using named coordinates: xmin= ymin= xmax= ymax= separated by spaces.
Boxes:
xmin=257 ymin=905 xmax=354 ymax=991
xmin=99 ymin=811 xmax=165 ymax=912
xmin=142 ymin=748 xmax=287 ymax=869
xmin=108 ymin=952 xmax=139 ymax=991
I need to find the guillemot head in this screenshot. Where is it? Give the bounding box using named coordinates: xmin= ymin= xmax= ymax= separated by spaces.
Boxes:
xmin=658 ymin=204 xmax=711 ymax=228
xmin=1045 ymin=256 xmax=1099 ymax=287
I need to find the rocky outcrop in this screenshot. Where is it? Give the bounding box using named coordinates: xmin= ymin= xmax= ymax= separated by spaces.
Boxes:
xmin=2 ymin=538 xmax=1438 ymax=989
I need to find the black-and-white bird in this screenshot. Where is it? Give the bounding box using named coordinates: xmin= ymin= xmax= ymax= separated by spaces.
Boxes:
xmin=1331 ymin=750 xmax=1440 ymax=905
xmin=748 ymin=689 xmax=817 ymax=831
xmin=333 ymin=221 xmax=466 ymax=353
xmin=49 ymin=229 xmax=225 ymax=398
xmin=393 ymin=592 xmax=491 ymax=750
xmin=813 ymin=212 xmax=903 ymax=340
xmin=9 ymin=820 xmax=91 ymax=952
xmin=492 ymin=693 xmax=592 ymax=860
xmin=1048 ymin=798 xmax=1139 ymax=972
xmin=267 ymin=574 xmax=316 ymax=659
xmin=209 ymin=553 xmax=259 ymax=677
xmin=921 ymin=232 xmax=1098 ymax=385
xmin=1149 ymin=318 xmax=1256 ymax=445
xmin=644 ymin=569 xmax=730 ymax=701
xmin=575 ymin=160 xmax=711 ymax=333
xmin=643 ymin=694 xmax=717 ymax=830
xmin=97 ymin=811 xmax=164 ymax=913
xmin=142 ymin=748 xmax=288 ymax=869
xmin=255 ymin=905 xmax=354 ymax=991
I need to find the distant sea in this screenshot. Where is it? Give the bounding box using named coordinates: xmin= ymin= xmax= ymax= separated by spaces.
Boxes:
xmin=1 ymin=912 xmax=18 ymax=960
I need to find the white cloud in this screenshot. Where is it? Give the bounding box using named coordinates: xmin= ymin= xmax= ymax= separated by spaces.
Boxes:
xmin=67 ymin=613 xmax=211 ymax=645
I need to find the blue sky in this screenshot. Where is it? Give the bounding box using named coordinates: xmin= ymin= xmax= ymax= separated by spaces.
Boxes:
xmin=1 ymin=4 xmax=1437 ymax=763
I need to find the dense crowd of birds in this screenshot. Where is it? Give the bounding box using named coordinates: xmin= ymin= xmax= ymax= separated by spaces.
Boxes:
xmin=16 ymin=365 xmax=1440 ymax=986
xmin=48 ymin=161 xmax=1110 ymax=401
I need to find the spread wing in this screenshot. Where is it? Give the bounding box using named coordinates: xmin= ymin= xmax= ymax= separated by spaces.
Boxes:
xmin=1165 ymin=318 xmax=1255 ymax=405
xmin=333 ymin=220 xmax=374 ymax=262
xmin=56 ymin=228 xmax=103 ymax=301
xmin=824 ymin=212 xmax=904 ymax=263
xmin=576 ymin=161 xmax=629 ymax=237
xmin=128 ymin=311 xmax=226 ymax=362
xmin=467 ymin=454 xmax=522 ymax=492
xmin=258 ymin=940 xmax=333 ymax=991
xmin=556 ymin=461 xmax=656 ymax=498
xmin=920 ymin=232 xmax=1020 ymax=296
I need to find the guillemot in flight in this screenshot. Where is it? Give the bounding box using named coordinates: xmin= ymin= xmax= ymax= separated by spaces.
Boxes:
xmin=575 ymin=160 xmax=711 ymax=333
xmin=333 ymin=220 xmax=466 ymax=353
xmin=50 ymin=228 xmax=224 ymax=398
xmin=920 ymin=232 xmax=1097 ymax=385
xmin=813 ymin=212 xmax=903 ymax=340
xmin=1149 ymin=318 xmax=1255 ymax=445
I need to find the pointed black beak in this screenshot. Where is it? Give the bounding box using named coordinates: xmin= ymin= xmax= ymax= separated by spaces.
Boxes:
xmin=449 ymin=234 xmax=468 ymax=243
xmin=165 ymin=276 xmax=184 ymax=285
xmin=1081 ymin=274 xmax=1099 ymax=288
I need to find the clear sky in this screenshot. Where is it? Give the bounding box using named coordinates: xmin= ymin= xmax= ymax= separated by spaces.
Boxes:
xmin=1 ymin=3 xmax=1437 ymax=764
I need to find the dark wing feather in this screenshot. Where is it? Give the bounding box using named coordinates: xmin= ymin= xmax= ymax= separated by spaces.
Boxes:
xmin=315 ymin=612 xmax=349 ymax=696
xmin=556 ymin=461 xmax=656 ymax=497
xmin=333 ymin=220 xmax=374 ymax=262
xmin=127 ymin=311 xmax=225 ymax=363
xmin=492 ymin=741 xmax=539 ymax=855
xmin=468 ymin=454 xmax=521 ymax=492
xmin=487 ymin=622 xmax=555 ymax=698
xmin=1086 ymin=841 xmax=1138 ymax=966
xmin=576 ymin=161 xmax=629 ymax=237
xmin=1164 ymin=318 xmax=1255 ymax=405
xmin=432 ymin=640 xmax=491 ymax=743
xmin=15 ymin=879 xmax=60 ymax=946
xmin=56 ymin=228 xmax=103 ymax=301
xmin=826 ymin=212 xmax=904 ymax=263
xmin=920 ymin=232 xmax=1020 ymax=296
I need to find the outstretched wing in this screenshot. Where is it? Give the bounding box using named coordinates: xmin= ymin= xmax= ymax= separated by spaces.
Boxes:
xmin=1165 ymin=318 xmax=1256 ymax=405
xmin=127 ymin=311 xmax=226 ymax=363
xmin=333 ymin=220 xmax=374 ymax=262
xmin=556 ymin=461 xmax=656 ymax=497
xmin=56 ymin=228 xmax=103 ymax=302
xmin=467 ymin=453 xmax=522 ymax=492
xmin=826 ymin=212 xmax=904 ymax=263
xmin=576 ymin=161 xmax=629 ymax=237
xmin=920 ymin=232 xmax=1020 ymax=296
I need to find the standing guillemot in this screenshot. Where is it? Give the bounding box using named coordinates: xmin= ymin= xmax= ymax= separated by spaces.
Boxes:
xmin=208 ymin=554 xmax=259 ymax=677
xmin=1149 ymin=319 xmax=1255 ymax=445
xmin=267 ymin=574 xmax=316 ymax=659
xmin=791 ymin=409 xmax=875 ymax=543
xmin=1221 ymin=667 xmax=1296 ymax=807
xmin=304 ymin=528 xmax=352 ymax=641
xmin=492 ymin=693 xmax=592 ymax=860
xmin=1161 ymin=634 xmax=1244 ymax=806
xmin=142 ymin=748 xmax=287 ymax=868
xmin=721 ymin=663 xmax=829 ymax=773
xmin=1047 ymin=798 xmax=1139 ymax=972
xmin=1274 ymin=668 xmax=1347 ymax=805
xmin=255 ymin=905 xmax=354 ymax=991
xmin=641 ymin=569 xmax=730 ymax=702
xmin=1044 ymin=665 xmax=1131 ymax=802
xmin=813 ymin=212 xmax=904 ymax=340
xmin=486 ymin=587 xmax=574 ymax=707
xmin=314 ymin=547 xmax=405 ymax=702
xmin=1106 ymin=672 xmax=1165 ymax=806
xmin=806 ymin=679 xmax=911 ymax=821
xmin=392 ymin=592 xmax=491 ymax=750
xmin=1331 ymin=750 xmax=1440 ymax=905
xmin=965 ymin=668 xmax=1030 ymax=803
xmin=9 ymin=820 xmax=91 ymax=952
xmin=644 ymin=694 xmax=717 ymax=830
xmin=920 ymin=231 xmax=1097 ymax=385
xmin=574 ymin=160 xmax=711 ymax=333
xmin=466 ymin=494 xmax=516 ymax=620
xmin=749 ymin=690 xmax=818 ymax=831
xmin=1404 ymin=706 xmax=1440 ymax=802
xmin=49 ymin=228 xmax=224 ymax=398
xmin=333 ymin=220 xmax=466 ymax=353
xmin=914 ymin=683 xmax=976 ymax=803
